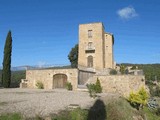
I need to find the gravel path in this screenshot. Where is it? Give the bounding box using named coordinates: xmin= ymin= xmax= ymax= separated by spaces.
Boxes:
xmin=0 ymin=88 xmax=96 ymax=118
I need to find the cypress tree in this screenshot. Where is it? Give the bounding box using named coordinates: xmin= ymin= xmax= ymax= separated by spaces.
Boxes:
xmin=2 ymin=31 xmax=12 ymax=88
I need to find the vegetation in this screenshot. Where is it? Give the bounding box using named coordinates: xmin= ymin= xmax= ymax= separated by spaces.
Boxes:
xmin=128 ymin=87 xmax=149 ymax=110
xmin=87 ymin=78 xmax=102 ymax=98
xmin=109 ymin=69 xmax=117 ymax=75
xmin=0 ymin=113 xmax=22 ymax=120
xmin=143 ymin=106 xmax=160 ymax=120
xmin=0 ymin=70 xmax=25 ymax=87
xmin=66 ymin=82 xmax=73 ymax=90
xmin=52 ymin=108 xmax=88 ymax=120
xmin=149 ymin=85 xmax=160 ymax=97
xmin=120 ymin=63 xmax=160 ymax=82
xmin=68 ymin=44 xmax=78 ymax=68
xmin=120 ymin=65 xmax=126 ymax=74
xmin=36 ymin=81 xmax=44 ymax=89
xmin=2 ymin=31 xmax=12 ymax=88
xmin=95 ymin=78 xmax=102 ymax=93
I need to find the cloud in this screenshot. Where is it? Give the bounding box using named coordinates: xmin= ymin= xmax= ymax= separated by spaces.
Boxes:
xmin=117 ymin=6 xmax=138 ymax=20
xmin=37 ymin=61 xmax=46 ymax=68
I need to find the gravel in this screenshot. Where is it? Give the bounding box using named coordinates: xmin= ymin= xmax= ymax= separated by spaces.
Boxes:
xmin=0 ymin=88 xmax=96 ymax=118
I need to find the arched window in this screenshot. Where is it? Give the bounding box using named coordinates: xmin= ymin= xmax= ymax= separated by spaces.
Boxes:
xmin=87 ymin=56 xmax=93 ymax=67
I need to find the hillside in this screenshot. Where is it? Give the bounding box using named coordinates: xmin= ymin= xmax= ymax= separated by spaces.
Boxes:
xmin=120 ymin=63 xmax=160 ymax=82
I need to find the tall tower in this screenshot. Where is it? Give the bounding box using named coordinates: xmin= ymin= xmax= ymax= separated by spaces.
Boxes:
xmin=78 ymin=22 xmax=114 ymax=71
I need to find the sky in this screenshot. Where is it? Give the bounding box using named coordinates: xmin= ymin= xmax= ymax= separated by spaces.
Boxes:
xmin=0 ymin=0 xmax=160 ymax=67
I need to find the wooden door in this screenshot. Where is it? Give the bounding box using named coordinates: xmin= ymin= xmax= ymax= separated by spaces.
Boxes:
xmin=53 ymin=74 xmax=67 ymax=88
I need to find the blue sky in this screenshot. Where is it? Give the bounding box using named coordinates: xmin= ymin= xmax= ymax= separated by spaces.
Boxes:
xmin=0 ymin=0 xmax=160 ymax=67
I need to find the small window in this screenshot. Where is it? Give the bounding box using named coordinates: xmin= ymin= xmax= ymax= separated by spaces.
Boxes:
xmin=88 ymin=30 xmax=92 ymax=38
xmin=88 ymin=42 xmax=92 ymax=49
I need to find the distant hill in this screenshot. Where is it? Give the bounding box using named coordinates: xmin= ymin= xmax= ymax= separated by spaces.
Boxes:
xmin=119 ymin=63 xmax=160 ymax=82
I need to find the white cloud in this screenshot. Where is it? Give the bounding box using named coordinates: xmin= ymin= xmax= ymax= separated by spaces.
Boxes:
xmin=37 ymin=61 xmax=46 ymax=68
xmin=117 ymin=6 xmax=138 ymax=20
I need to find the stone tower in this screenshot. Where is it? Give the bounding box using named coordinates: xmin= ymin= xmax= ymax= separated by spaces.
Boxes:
xmin=78 ymin=22 xmax=114 ymax=71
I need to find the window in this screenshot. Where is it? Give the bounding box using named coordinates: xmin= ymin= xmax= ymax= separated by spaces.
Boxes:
xmin=87 ymin=56 xmax=93 ymax=67
xmin=88 ymin=30 xmax=92 ymax=38
xmin=88 ymin=42 xmax=92 ymax=49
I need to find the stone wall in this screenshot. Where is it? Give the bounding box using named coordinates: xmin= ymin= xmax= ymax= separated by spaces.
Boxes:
xmin=87 ymin=75 xmax=145 ymax=96
xmin=25 ymin=68 xmax=78 ymax=90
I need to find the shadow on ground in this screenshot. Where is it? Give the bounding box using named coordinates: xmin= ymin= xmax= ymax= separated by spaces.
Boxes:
xmin=87 ymin=99 xmax=106 ymax=120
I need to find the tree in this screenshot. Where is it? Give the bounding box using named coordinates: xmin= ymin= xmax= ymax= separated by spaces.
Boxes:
xmin=68 ymin=44 xmax=78 ymax=68
xmin=2 ymin=31 xmax=12 ymax=88
xmin=120 ymin=65 xmax=126 ymax=74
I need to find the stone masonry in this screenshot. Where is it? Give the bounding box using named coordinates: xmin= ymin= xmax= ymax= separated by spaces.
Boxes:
xmin=21 ymin=22 xmax=146 ymax=96
xmin=78 ymin=22 xmax=114 ymax=71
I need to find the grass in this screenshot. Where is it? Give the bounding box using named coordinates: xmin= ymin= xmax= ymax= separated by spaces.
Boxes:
xmin=143 ymin=106 xmax=160 ymax=120
xmin=0 ymin=113 xmax=22 ymax=120
xmin=51 ymin=108 xmax=88 ymax=120
xmin=106 ymin=97 xmax=144 ymax=120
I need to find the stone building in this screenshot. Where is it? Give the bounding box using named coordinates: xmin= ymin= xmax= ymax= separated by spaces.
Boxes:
xmin=20 ymin=22 xmax=145 ymax=96
xmin=78 ymin=22 xmax=115 ymax=71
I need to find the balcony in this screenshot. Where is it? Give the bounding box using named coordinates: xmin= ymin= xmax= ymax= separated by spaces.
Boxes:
xmin=85 ymin=46 xmax=95 ymax=53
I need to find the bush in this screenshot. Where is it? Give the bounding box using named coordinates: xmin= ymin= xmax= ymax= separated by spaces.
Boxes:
xmin=87 ymin=84 xmax=97 ymax=98
xmin=109 ymin=69 xmax=117 ymax=75
xmin=128 ymin=87 xmax=149 ymax=110
xmin=87 ymin=78 xmax=102 ymax=98
xmin=66 ymin=82 xmax=72 ymax=91
xmin=36 ymin=81 xmax=44 ymax=89
xmin=120 ymin=65 xmax=126 ymax=74
xmin=155 ymin=86 xmax=160 ymax=97
xmin=156 ymin=107 xmax=160 ymax=116
xmin=70 ymin=108 xmax=88 ymax=120
xmin=149 ymin=85 xmax=160 ymax=97
xmin=131 ymin=65 xmax=137 ymax=70
xmin=95 ymin=78 xmax=102 ymax=93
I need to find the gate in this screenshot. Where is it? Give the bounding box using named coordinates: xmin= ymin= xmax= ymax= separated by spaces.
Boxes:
xmin=53 ymin=74 xmax=67 ymax=88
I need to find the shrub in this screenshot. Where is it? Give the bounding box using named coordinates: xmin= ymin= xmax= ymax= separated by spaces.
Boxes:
xmin=109 ymin=69 xmax=117 ymax=75
xmin=95 ymin=78 xmax=102 ymax=93
xmin=128 ymin=87 xmax=149 ymax=110
xmin=36 ymin=81 xmax=44 ymax=89
xmin=70 ymin=108 xmax=88 ymax=120
xmin=87 ymin=78 xmax=102 ymax=98
xmin=66 ymin=82 xmax=72 ymax=91
xmin=131 ymin=65 xmax=137 ymax=70
xmin=149 ymin=85 xmax=160 ymax=97
xmin=156 ymin=107 xmax=160 ymax=116
xmin=155 ymin=86 xmax=160 ymax=97
xmin=120 ymin=65 xmax=126 ymax=74
xmin=87 ymin=84 xmax=97 ymax=98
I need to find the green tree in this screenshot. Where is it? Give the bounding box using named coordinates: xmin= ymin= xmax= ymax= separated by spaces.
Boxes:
xmin=95 ymin=78 xmax=102 ymax=93
xmin=120 ymin=65 xmax=126 ymax=74
xmin=2 ymin=31 xmax=12 ymax=88
xmin=68 ymin=44 xmax=78 ymax=68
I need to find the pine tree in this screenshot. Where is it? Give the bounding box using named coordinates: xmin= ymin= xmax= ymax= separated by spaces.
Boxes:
xmin=2 ymin=31 xmax=12 ymax=88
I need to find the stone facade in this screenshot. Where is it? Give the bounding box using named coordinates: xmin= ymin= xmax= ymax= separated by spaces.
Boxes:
xmin=21 ymin=22 xmax=146 ymax=96
xmin=78 ymin=22 xmax=114 ymax=71
xmin=23 ymin=69 xmax=78 ymax=90
xmin=86 ymin=75 xmax=145 ymax=96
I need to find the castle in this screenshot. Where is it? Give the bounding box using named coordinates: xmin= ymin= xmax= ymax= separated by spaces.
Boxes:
xmin=20 ymin=22 xmax=145 ymax=96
